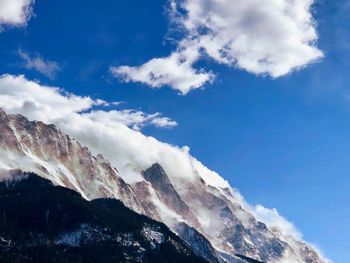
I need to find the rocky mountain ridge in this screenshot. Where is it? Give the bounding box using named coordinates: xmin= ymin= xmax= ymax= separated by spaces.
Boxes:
xmin=0 ymin=108 xmax=328 ymax=263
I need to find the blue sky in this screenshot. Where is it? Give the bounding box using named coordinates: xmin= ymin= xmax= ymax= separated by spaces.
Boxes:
xmin=0 ymin=0 xmax=349 ymax=262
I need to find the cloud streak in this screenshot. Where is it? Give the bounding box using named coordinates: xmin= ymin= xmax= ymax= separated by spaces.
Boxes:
xmin=112 ymin=0 xmax=323 ymax=94
xmin=18 ymin=49 xmax=61 ymax=79
xmin=84 ymin=109 xmax=178 ymax=131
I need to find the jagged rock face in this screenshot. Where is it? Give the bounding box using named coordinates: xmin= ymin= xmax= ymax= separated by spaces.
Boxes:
xmin=0 ymin=108 xmax=143 ymax=213
xmin=179 ymin=181 xmax=287 ymax=261
xmin=138 ymin=162 xmax=283 ymax=261
xmin=139 ymin=165 xmax=283 ymax=262
xmin=0 ymin=108 xmax=329 ymax=263
xmin=131 ymin=181 xmax=163 ymax=221
xmin=141 ymin=163 xmax=201 ymax=228
xmin=138 ymin=163 xmax=327 ymax=262
xmin=175 ymin=222 xmax=222 ymax=263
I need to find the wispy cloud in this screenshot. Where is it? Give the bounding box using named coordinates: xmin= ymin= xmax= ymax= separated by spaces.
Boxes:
xmin=0 ymin=0 xmax=34 ymax=30
xmin=84 ymin=110 xmax=178 ymax=131
xmin=252 ymin=205 xmax=332 ymax=263
xmin=253 ymin=205 xmax=302 ymax=241
xmin=18 ymin=49 xmax=61 ymax=79
xmin=111 ymin=0 xmax=323 ymax=94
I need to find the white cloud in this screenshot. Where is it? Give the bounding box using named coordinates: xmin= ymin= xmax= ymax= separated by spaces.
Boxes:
xmin=112 ymin=0 xmax=323 ymax=93
xmin=111 ymin=42 xmax=214 ymax=95
xmin=252 ymin=205 xmax=332 ymax=263
xmin=253 ymin=205 xmax=302 ymax=241
xmin=0 ymin=74 xmax=224 ymax=185
xmin=84 ymin=110 xmax=178 ymax=130
xmin=0 ymin=74 xmax=177 ymax=131
xmin=18 ymin=49 xmax=61 ymax=79
xmin=0 ymin=0 xmax=34 ymax=30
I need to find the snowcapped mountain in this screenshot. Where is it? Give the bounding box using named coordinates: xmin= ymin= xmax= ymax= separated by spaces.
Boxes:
xmin=0 ymin=108 xmax=329 ymax=263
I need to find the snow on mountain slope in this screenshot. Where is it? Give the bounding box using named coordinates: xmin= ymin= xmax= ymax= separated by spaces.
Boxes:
xmin=0 ymin=74 xmax=331 ymax=263
xmin=0 ymin=108 xmax=144 ymax=213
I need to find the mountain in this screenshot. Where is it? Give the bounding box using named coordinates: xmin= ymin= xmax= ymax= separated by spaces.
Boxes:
xmin=0 ymin=108 xmax=329 ymax=263
xmin=0 ymin=107 xmax=144 ymax=212
xmin=0 ymin=171 xmax=208 ymax=263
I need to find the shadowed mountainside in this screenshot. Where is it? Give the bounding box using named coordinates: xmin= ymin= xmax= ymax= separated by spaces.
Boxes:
xmin=0 ymin=172 xmax=208 ymax=263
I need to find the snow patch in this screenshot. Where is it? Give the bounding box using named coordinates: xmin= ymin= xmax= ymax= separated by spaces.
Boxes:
xmin=142 ymin=225 xmax=165 ymax=249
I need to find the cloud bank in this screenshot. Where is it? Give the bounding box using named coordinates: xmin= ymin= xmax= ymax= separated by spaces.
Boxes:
xmin=0 ymin=0 xmax=34 ymax=30
xmin=111 ymin=0 xmax=323 ymax=94
xmin=0 ymin=74 xmax=177 ymax=130
xmin=0 ymin=73 xmax=227 ymax=185
xmin=0 ymin=72 xmax=230 ymax=199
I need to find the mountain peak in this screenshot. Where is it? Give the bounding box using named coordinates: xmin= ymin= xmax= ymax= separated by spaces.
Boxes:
xmin=142 ymin=163 xmax=202 ymax=229
xmin=142 ymin=163 xmax=171 ymax=186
